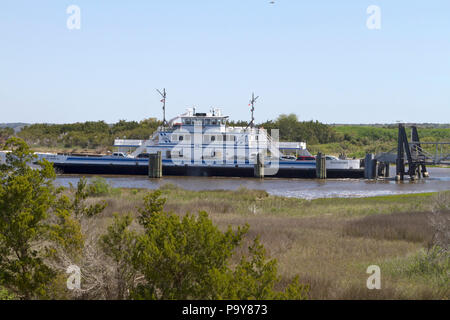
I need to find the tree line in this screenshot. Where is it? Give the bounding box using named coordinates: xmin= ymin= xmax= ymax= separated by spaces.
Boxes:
xmin=1 ymin=115 xmax=449 ymax=157
xmin=14 ymin=119 xmax=161 ymax=150
xmin=2 ymin=115 xmax=342 ymax=149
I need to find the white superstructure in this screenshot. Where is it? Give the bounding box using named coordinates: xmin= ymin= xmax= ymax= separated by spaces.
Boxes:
xmin=115 ymin=108 xmax=306 ymax=164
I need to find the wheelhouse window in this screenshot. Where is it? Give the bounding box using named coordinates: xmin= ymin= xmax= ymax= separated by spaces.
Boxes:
xmin=225 ymin=135 xmax=236 ymax=142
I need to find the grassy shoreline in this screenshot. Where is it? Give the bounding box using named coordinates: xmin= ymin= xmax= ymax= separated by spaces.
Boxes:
xmin=87 ymin=183 xmax=448 ymax=299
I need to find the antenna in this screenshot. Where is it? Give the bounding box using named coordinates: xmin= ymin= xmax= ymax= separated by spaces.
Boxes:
xmin=249 ymin=92 xmax=259 ymax=128
xmin=156 ymin=88 xmax=167 ymax=126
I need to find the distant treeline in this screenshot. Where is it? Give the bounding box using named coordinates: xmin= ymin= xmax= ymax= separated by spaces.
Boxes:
xmin=11 ymin=119 xmax=161 ymax=151
xmin=0 ymin=128 xmax=14 ymax=146
xmin=246 ymin=115 xmax=450 ymax=157
xmin=321 ymin=125 xmax=450 ymax=157
xmin=331 ymin=123 xmax=450 ymax=129
xmin=1 ymin=115 xmax=449 ymax=157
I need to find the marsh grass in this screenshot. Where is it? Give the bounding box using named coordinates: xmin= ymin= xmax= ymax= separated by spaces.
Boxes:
xmin=67 ymin=183 xmax=448 ymax=300
xmin=381 ymin=247 xmax=450 ymax=299
xmin=342 ymin=212 xmax=435 ymax=244
xmin=155 ymin=183 xmax=435 ymax=218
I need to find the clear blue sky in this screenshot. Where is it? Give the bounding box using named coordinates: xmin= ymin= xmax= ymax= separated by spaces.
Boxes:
xmin=1 ymin=1 xmax=449 ymax=124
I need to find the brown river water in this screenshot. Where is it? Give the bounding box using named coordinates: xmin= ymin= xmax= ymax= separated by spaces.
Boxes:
xmin=54 ymin=167 xmax=450 ymax=200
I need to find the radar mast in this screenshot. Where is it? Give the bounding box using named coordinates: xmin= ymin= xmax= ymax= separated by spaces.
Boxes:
xmin=156 ymin=88 xmax=168 ymax=126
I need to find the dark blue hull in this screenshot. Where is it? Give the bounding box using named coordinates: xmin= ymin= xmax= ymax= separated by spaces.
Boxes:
xmin=53 ymin=163 xmax=364 ymax=179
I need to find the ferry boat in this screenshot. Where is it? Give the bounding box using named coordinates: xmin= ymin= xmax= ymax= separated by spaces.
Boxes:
xmin=28 ymin=107 xmax=362 ymax=178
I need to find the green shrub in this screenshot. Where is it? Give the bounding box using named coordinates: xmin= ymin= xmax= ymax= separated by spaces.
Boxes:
xmin=0 ymin=138 xmax=84 ymax=299
xmin=397 ymin=247 xmax=449 ymax=290
xmin=88 ymin=177 xmax=112 ymax=197
xmin=407 ymin=248 xmax=449 ymax=277
xmin=0 ymin=287 xmax=15 ymax=300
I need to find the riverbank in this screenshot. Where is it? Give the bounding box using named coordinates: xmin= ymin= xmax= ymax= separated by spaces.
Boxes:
xmin=89 ymin=183 xmax=449 ymax=299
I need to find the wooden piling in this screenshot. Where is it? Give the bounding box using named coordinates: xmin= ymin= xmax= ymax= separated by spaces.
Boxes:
xmin=316 ymin=152 xmax=326 ymax=179
xmin=321 ymin=157 xmax=326 ymax=179
xmin=364 ymin=154 xmax=371 ymax=179
xmin=377 ymin=162 xmax=384 ymax=177
xmin=377 ymin=161 xmax=390 ymax=178
xmin=254 ymin=153 xmax=264 ymax=178
xmin=148 ymin=151 xmax=162 ymax=178
xmin=364 ymin=154 xmax=377 ymax=179
xmin=372 ymin=159 xmax=379 ymax=179
xmin=384 ymin=162 xmax=390 ymax=178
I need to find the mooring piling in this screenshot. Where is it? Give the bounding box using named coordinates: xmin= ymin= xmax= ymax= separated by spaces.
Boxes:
xmin=148 ymin=151 xmax=162 ymax=178
xmin=364 ymin=153 xmax=378 ymax=179
xmin=377 ymin=162 xmax=384 ymax=177
xmin=254 ymin=153 xmax=264 ymax=178
xmin=382 ymin=162 xmax=390 ymax=177
xmin=316 ymin=152 xmax=327 ymax=179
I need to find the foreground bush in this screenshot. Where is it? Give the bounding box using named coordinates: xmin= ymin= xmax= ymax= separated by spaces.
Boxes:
xmin=101 ymin=190 xmax=309 ymax=300
xmin=0 ymin=287 xmax=15 ymax=300
xmin=0 ymin=138 xmax=84 ymax=299
xmin=403 ymin=247 xmax=449 ymax=289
